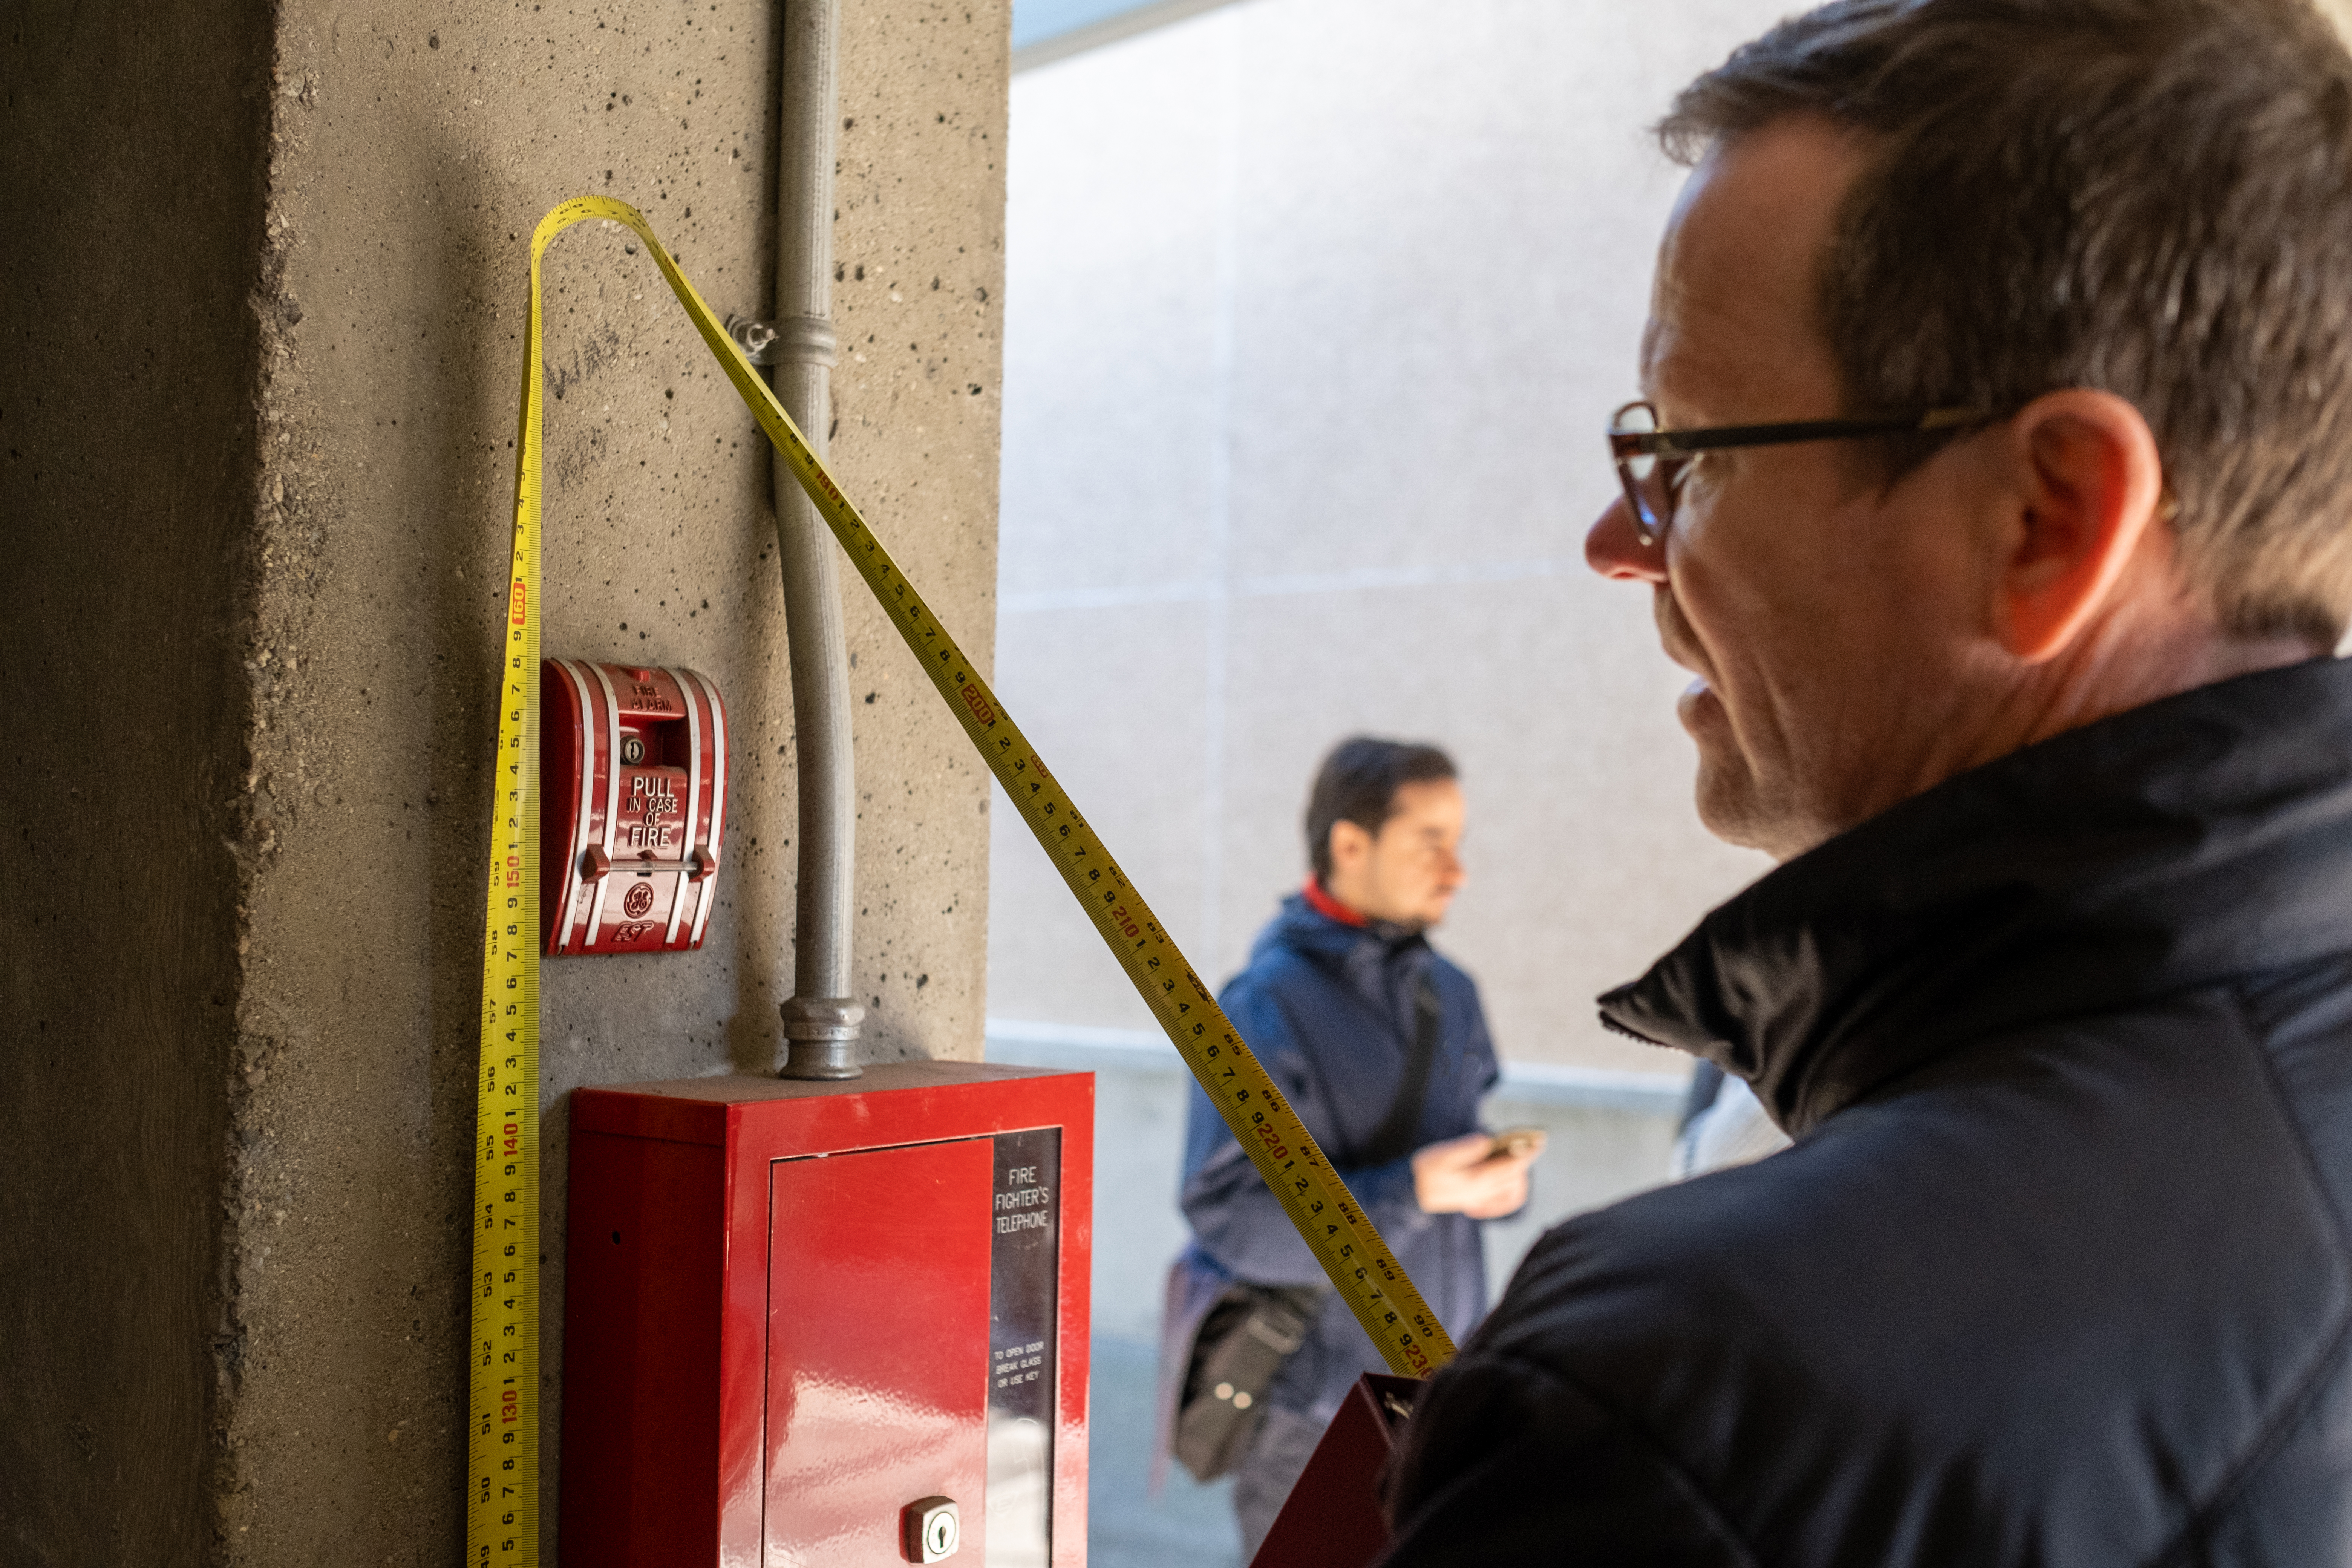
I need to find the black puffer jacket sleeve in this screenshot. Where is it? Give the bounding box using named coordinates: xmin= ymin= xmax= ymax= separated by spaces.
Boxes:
xmin=1380 ymin=1353 xmax=1756 ymax=1568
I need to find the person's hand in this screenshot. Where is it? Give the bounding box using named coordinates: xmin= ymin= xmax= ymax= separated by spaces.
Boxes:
xmin=1411 ymin=1130 xmax=1539 ymax=1219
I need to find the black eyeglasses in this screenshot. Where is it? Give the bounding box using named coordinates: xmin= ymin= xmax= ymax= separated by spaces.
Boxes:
xmin=1608 ymin=400 xmax=2000 ymax=546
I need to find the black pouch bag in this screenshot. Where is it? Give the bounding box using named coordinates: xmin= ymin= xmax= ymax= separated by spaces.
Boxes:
xmin=1173 ymin=1283 xmax=1324 ymax=1481
xmin=1171 ymin=976 xmax=1444 ymax=1482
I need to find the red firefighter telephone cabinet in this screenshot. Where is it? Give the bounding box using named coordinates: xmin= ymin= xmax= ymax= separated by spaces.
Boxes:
xmin=561 ymin=1063 xmax=1094 ymax=1566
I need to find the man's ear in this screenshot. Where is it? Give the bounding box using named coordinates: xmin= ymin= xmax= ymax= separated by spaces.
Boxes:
xmin=1326 ymin=819 xmax=1372 ymax=876
xmin=1994 ymin=389 xmax=2168 ymax=663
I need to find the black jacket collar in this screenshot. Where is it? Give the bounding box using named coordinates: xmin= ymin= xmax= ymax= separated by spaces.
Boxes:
xmin=1600 ymin=657 xmax=2352 ymax=1136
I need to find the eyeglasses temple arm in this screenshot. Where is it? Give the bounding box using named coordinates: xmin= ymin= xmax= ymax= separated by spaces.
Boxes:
xmin=1612 ymin=407 xmax=1996 ymax=457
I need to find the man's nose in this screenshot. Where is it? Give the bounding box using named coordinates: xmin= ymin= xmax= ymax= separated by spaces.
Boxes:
xmin=1586 ymin=494 xmax=1669 ymax=583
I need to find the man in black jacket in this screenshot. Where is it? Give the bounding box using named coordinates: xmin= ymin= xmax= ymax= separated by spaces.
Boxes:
xmin=1383 ymin=1 xmax=2352 ymax=1562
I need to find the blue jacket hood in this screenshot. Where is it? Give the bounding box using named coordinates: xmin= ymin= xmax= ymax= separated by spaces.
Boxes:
xmin=1253 ymin=889 xmax=1440 ymax=1034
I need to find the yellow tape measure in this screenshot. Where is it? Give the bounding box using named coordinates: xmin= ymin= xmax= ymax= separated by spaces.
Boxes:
xmin=467 ymin=225 xmax=550 ymax=1568
xmin=471 ymin=194 xmax=1456 ymax=1565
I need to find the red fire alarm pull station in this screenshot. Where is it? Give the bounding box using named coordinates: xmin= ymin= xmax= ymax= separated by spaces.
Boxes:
xmin=542 ymin=660 xmax=729 ymax=954
xmin=560 ymin=1063 xmax=1093 ymax=1567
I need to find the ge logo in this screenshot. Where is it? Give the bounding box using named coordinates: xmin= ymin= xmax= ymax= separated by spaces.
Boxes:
xmin=622 ymin=882 xmax=656 ymax=919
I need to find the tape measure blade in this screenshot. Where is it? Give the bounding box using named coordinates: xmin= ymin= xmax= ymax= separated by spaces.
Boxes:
xmin=493 ymin=198 xmax=1459 ymax=1394
xmin=465 ymin=205 xmax=566 ymax=1568
xmin=611 ymin=207 xmax=1459 ymax=1377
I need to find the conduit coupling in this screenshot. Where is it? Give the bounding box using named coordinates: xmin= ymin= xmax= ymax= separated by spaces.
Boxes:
xmin=780 ymin=995 xmax=867 ymax=1080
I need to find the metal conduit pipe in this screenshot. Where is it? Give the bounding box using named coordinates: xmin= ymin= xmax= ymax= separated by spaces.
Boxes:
xmin=767 ymin=0 xmax=863 ymax=1078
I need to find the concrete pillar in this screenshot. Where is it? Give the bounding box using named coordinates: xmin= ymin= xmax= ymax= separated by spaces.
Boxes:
xmin=3 ymin=0 xmax=1008 ymax=1559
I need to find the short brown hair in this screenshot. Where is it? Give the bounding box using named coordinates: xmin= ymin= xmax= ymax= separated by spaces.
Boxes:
xmin=1663 ymin=0 xmax=2352 ymax=647
xmin=1305 ymin=738 xmax=1457 ymax=880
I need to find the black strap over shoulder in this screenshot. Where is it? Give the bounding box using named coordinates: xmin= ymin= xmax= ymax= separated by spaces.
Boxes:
xmin=1361 ymin=975 xmax=1444 ymax=1167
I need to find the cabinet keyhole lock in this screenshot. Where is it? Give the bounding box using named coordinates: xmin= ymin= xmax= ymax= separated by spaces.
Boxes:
xmin=901 ymin=1496 xmax=959 ymax=1563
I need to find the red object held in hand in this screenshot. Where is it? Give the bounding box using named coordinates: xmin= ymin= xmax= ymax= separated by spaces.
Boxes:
xmin=1250 ymin=1374 xmax=1424 ymax=1568
xmin=542 ymin=660 xmax=728 ymax=955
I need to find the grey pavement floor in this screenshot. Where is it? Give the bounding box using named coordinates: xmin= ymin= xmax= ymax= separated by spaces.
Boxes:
xmin=1086 ymin=1335 xmax=1243 ymax=1568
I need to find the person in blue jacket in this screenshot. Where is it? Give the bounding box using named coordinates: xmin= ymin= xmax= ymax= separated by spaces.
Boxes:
xmin=1160 ymin=736 xmax=1537 ymax=1554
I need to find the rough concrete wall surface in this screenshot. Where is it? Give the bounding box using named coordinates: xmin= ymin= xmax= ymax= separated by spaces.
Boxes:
xmin=8 ymin=0 xmax=1006 ymax=1562
xmin=224 ymin=1 xmax=1007 ymax=1558
xmin=1 ymin=3 xmax=271 ymax=1563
